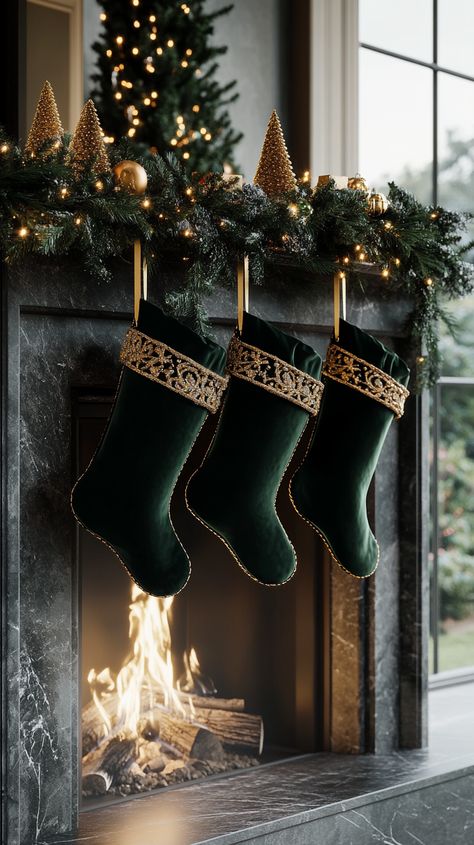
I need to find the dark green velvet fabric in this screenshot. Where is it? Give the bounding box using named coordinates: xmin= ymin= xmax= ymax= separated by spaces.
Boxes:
xmin=186 ymin=311 xmax=322 ymax=585
xmin=71 ymin=299 xmax=227 ymax=597
xmin=290 ymin=319 xmax=410 ymax=578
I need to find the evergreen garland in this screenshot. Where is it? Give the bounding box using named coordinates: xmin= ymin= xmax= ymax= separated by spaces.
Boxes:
xmin=0 ymin=131 xmax=472 ymax=389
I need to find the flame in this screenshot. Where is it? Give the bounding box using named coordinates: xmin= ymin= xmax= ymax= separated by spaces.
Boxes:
xmin=88 ymin=585 xmax=212 ymax=738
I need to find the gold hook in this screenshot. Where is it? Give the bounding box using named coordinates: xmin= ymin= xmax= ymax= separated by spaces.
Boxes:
xmin=237 ymin=255 xmax=249 ymax=334
xmin=333 ymin=271 xmax=347 ymax=342
xmin=133 ymin=240 xmax=147 ymax=323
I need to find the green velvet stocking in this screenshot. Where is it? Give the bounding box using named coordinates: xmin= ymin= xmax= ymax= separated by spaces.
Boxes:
xmin=186 ymin=312 xmax=323 ymax=586
xmin=71 ymin=299 xmax=227 ymax=597
xmin=290 ymin=319 xmax=410 ymax=578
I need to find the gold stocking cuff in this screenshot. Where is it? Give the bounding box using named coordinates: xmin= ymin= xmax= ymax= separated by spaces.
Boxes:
xmin=120 ymin=327 xmax=229 ymax=413
xmin=322 ymin=343 xmax=409 ymax=419
xmin=226 ymin=335 xmax=324 ymax=415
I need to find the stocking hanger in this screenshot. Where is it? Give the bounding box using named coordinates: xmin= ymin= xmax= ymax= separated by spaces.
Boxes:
xmin=237 ymin=254 xmax=249 ymax=333
xmin=333 ymin=270 xmax=347 ymax=342
xmin=133 ymin=239 xmax=148 ymax=323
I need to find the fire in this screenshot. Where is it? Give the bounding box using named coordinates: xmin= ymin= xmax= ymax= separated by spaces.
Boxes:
xmin=88 ymin=584 xmax=207 ymax=738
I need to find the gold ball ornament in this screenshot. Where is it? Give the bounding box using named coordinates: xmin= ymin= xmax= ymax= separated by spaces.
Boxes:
xmin=347 ymin=173 xmax=369 ymax=193
xmin=113 ymin=160 xmax=148 ymax=194
xmin=368 ymin=190 xmax=389 ymax=216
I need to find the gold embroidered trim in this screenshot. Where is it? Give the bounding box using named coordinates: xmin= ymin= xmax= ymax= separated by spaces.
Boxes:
xmin=120 ymin=327 xmax=228 ymax=413
xmin=226 ymin=335 xmax=324 ymax=416
xmin=322 ymin=343 xmax=409 ymax=419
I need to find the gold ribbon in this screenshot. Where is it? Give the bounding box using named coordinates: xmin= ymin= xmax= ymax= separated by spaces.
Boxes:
xmin=323 ymin=343 xmax=409 ymax=419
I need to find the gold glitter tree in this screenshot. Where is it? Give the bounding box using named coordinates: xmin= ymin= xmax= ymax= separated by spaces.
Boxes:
xmin=67 ymin=100 xmax=110 ymax=177
xmin=25 ymin=81 xmax=63 ymax=157
xmin=254 ymin=110 xmax=296 ymax=196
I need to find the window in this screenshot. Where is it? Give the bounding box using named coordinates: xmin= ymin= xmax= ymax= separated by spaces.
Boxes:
xmin=359 ymin=1 xmax=474 ymax=679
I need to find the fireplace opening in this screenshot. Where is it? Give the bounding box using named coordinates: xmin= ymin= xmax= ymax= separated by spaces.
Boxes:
xmin=74 ymin=388 xmax=324 ymax=807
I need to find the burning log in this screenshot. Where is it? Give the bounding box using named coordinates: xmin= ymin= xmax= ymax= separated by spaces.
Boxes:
xmin=82 ymin=735 xmax=137 ymax=796
xmin=154 ymin=710 xmax=224 ymax=761
xmin=191 ymin=706 xmax=264 ymax=755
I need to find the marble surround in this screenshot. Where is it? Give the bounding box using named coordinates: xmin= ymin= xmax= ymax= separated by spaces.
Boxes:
xmin=0 ymin=259 xmax=428 ymax=843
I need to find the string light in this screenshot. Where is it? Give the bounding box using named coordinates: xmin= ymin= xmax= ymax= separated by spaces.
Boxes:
xmin=133 ymin=20 xmax=140 ymax=28
xmin=75 ymin=217 xmax=81 ymax=226
xmin=18 ymin=227 xmax=29 ymax=238
xmin=394 ymin=257 xmax=401 ymax=266
xmin=381 ymin=267 xmax=389 ymax=279
xmin=430 ymin=211 xmax=439 ymax=220
xmin=359 ymin=251 xmax=366 ymax=260
xmin=354 ymin=244 xmax=361 ymax=252
xmin=182 ymin=227 xmax=192 ymax=237
xmin=342 ymin=255 xmax=350 ymax=265
xmin=186 ymin=48 xmax=193 ymax=56
xmin=156 ymin=47 xmax=163 ymax=55
xmin=192 ymin=104 xmax=200 ymax=112
xmin=106 ymin=49 xmax=112 ymax=58
xmin=181 ymin=3 xmax=190 ymax=12
xmin=167 ymin=39 xmax=174 ymax=47
xmin=128 ymin=128 xmax=136 ymax=137
xmin=132 ymin=0 xmax=139 ymax=5
xmin=116 ymin=35 xmax=124 ymax=45
xmin=185 ymin=187 xmax=193 ymax=196
xmin=115 ymin=92 xmax=122 ymax=100
xmin=181 ymin=60 xmax=189 ymax=68
xmin=204 ymin=132 xmax=212 ymax=141
xmin=151 ymin=90 xmax=158 ymax=98
xmin=149 ymin=14 xmax=156 ymax=21
xmin=144 ymin=97 xmax=151 ymax=106
xmin=183 ymin=151 xmax=190 ymax=160
xmin=384 ymin=221 xmax=393 ymax=230
xmin=288 ymin=202 xmax=299 ymax=217
xmin=1 ymin=144 xmax=9 ymax=153
xmin=199 ymin=127 xmax=206 ymax=135
xmin=132 ymin=47 xmax=139 ymax=55
xmin=142 ymin=198 xmax=151 ymax=208
xmin=59 ymin=186 xmax=69 ymax=198
xmin=417 ymin=355 xmax=425 ymax=364
xmin=302 ymin=170 xmax=310 ymax=183
xmin=171 ymin=138 xmax=177 ymax=146
xmin=95 ymin=179 xmax=104 ymax=191
xmin=150 ymin=33 xmax=157 ymax=40
xmin=100 ymin=12 xmax=107 ymax=21
xmin=146 ymin=63 xmax=155 ymax=73
xmin=424 ymin=277 xmax=434 ymax=287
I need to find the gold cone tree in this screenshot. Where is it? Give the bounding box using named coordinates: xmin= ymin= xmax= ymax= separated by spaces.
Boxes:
xmin=67 ymin=100 xmax=110 ymax=178
xmin=254 ymin=110 xmax=297 ymax=197
xmin=25 ymin=80 xmax=64 ymax=157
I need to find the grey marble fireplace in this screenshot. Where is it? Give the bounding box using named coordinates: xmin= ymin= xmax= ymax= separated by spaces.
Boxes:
xmin=0 ymin=257 xmax=430 ymax=844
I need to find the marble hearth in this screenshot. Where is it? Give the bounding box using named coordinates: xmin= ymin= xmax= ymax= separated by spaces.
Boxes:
xmin=1 ymin=257 xmax=428 ymax=844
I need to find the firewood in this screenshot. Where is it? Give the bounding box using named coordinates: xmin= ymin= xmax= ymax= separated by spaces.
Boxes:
xmin=154 ymin=710 xmax=224 ymax=761
xmin=82 ymin=736 xmax=136 ymax=796
xmin=191 ymin=706 xmax=264 ymax=754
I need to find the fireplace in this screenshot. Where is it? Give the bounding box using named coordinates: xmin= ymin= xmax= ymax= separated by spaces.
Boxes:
xmin=0 ymin=258 xmax=428 ymax=844
xmin=75 ymin=388 xmax=321 ymax=804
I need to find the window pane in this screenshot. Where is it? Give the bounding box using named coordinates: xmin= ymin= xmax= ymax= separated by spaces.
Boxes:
xmin=359 ymin=50 xmax=433 ymax=203
xmin=438 ymin=0 xmax=474 ymax=76
xmin=438 ymin=73 xmax=474 ymax=212
xmin=359 ymin=0 xmax=433 ymax=62
xmin=435 ymin=381 xmax=474 ymax=673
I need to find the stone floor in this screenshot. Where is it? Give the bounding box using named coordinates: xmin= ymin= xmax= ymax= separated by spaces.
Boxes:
xmin=45 ymin=683 xmax=474 ymax=845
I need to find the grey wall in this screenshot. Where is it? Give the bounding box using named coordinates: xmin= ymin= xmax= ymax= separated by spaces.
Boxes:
xmin=83 ymin=0 xmax=287 ymax=179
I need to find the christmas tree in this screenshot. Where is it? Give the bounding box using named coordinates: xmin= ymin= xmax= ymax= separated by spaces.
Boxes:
xmin=90 ymin=0 xmax=242 ymax=171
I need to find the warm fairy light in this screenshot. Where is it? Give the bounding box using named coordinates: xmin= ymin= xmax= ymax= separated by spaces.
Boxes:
xmin=302 ymin=170 xmax=310 ymax=183
xmin=158 ymin=212 xmax=164 ymax=219
xmin=144 ymin=97 xmax=151 ymax=106
xmin=384 ymin=221 xmax=393 ymax=230
xmin=167 ymin=39 xmax=175 ymax=47
xmin=342 ymin=255 xmax=350 ymax=264
xmin=104 ymin=136 xmax=115 ymax=144
xmin=95 ymin=179 xmax=104 ymax=191
xmin=381 ymin=267 xmax=389 ymax=278
xmin=116 ymin=35 xmax=124 ymax=44
xmin=156 ymin=47 xmax=163 ymax=55
xmin=195 ymin=68 xmax=202 ymax=77
xmin=142 ymin=198 xmax=151 ymax=208
xmin=288 ymin=202 xmax=299 ymax=217
xmin=18 ymin=227 xmax=29 ymax=238
xmin=338 ymin=271 xmax=346 ymax=281
xmin=424 ymin=277 xmax=434 ymax=287
xmin=181 ymin=3 xmax=190 ymax=12
xmin=115 ymin=92 xmax=122 ymax=100
xmin=132 ymin=47 xmax=139 ymax=55
xmin=128 ymin=127 xmax=136 ymax=137
xmin=146 ymin=63 xmax=155 ymax=72
xmin=106 ymin=49 xmax=112 ymax=57
xmin=181 ymin=60 xmax=188 ymax=68
xmin=132 ymin=118 xmax=139 ymax=126
xmin=121 ymin=80 xmax=133 ymax=88
xmin=59 ymin=186 xmax=68 ymax=198
xmin=192 ymin=104 xmax=200 ymax=112
xmin=354 ymin=244 xmax=361 ymax=252
xmin=183 ymin=151 xmax=190 ymax=160
xmin=185 ymin=187 xmax=193 ymax=196
xmin=182 ymin=226 xmax=192 ymax=237
xmin=151 ymin=90 xmax=158 ymax=98
xmin=132 ymin=0 xmax=139 ymax=5
xmin=149 ymin=14 xmax=156 ymax=21
xmin=133 ymin=19 xmax=140 ymax=28
xmin=430 ymin=211 xmax=439 ymax=220
xmin=186 ymin=48 xmax=193 ymax=56
xmin=281 ymin=233 xmax=289 ymax=242
xmin=177 ymin=115 xmax=183 ymax=123
xmin=394 ymin=257 xmax=401 ymax=266
xmin=100 ymin=12 xmax=107 ymax=20
xmin=75 ymin=217 xmax=81 ymax=226
xmin=170 ymin=138 xmax=177 ymax=146
xmin=200 ymin=127 xmax=206 ymax=135
xmin=204 ymin=132 xmax=212 ymax=141
xmin=359 ymin=251 xmax=366 ymax=260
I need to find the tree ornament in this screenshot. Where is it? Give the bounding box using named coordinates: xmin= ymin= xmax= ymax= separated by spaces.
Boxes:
xmin=368 ymin=190 xmax=389 ymax=216
xmin=67 ymin=100 xmax=110 ymax=177
xmin=254 ymin=110 xmax=297 ymax=196
xmin=347 ymin=173 xmax=369 ymax=193
xmin=113 ymin=160 xmax=148 ymax=194
xmin=25 ymin=80 xmax=63 ymax=158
